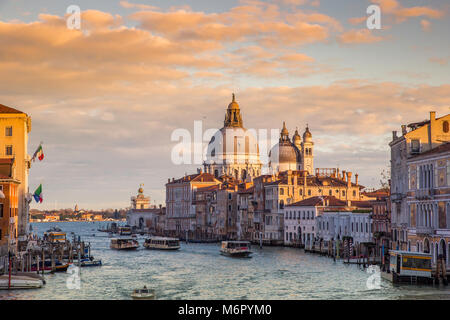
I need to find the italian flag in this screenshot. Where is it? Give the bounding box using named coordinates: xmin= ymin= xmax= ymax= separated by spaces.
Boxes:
xmin=33 ymin=184 xmax=43 ymax=203
xmin=32 ymin=144 xmax=44 ymax=161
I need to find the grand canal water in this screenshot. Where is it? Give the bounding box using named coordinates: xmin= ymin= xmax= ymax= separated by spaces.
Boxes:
xmin=1 ymin=221 xmax=450 ymax=300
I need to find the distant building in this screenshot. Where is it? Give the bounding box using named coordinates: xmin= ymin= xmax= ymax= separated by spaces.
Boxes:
xmin=165 ymin=170 xmax=221 ymax=237
xmin=127 ymin=186 xmax=165 ymax=233
xmin=284 ymin=196 xmax=348 ymax=247
xmin=0 ymin=104 xmax=32 ymax=237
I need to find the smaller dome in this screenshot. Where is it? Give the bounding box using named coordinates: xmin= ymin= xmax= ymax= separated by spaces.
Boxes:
xmin=303 ymin=125 xmax=312 ymax=141
xmin=138 ymin=186 xmax=144 ymax=194
xmin=293 ymin=128 xmax=301 ymax=143
xmin=228 ymin=93 xmax=239 ymax=110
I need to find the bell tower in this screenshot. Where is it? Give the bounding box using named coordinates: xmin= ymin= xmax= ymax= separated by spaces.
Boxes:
xmin=301 ymin=125 xmax=314 ymax=175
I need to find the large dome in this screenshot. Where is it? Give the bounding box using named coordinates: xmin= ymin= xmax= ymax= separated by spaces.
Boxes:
xmin=205 ymin=127 xmax=260 ymax=165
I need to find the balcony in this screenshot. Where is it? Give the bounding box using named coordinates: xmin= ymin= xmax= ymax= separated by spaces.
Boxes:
xmin=415 ymin=189 xmax=434 ymax=200
xmin=415 ymin=226 xmax=434 ymax=235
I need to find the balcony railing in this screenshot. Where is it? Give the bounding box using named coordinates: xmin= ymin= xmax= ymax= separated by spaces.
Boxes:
xmin=415 ymin=226 xmax=434 ymax=235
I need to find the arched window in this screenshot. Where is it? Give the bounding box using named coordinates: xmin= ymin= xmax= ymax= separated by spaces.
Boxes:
xmin=443 ymin=121 xmax=449 ymax=133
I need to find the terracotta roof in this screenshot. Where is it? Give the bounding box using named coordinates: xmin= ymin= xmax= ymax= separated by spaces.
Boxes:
xmin=167 ymin=172 xmax=219 ymax=184
xmin=287 ymin=196 xmax=347 ymax=207
xmin=349 ymin=200 xmax=373 ymax=208
xmin=0 ymin=104 xmax=24 ymax=114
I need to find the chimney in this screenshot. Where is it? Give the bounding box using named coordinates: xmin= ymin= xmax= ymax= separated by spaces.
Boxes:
xmin=401 ymin=125 xmax=407 ymax=135
xmin=337 ymin=168 xmax=340 ymax=179
xmin=429 ymin=111 xmax=436 ymax=149
xmin=342 ymin=170 xmax=346 ymax=181
xmin=346 ymin=172 xmax=352 ymax=188
xmin=168 ymin=178 xmax=170 ymax=183
xmin=430 ymin=111 xmax=436 ymax=122
xmin=355 ymin=173 xmax=359 ymax=186
xmin=287 ymin=170 xmax=292 ymax=185
xmin=392 ymin=131 xmax=397 ymax=140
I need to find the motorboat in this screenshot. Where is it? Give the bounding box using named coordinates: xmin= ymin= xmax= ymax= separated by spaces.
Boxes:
xmin=80 ymin=257 xmax=102 ymax=267
xmin=131 ymin=286 xmax=155 ymax=300
xmin=31 ymin=260 xmax=70 ymax=273
xmin=143 ymin=237 xmax=180 ymax=250
xmin=220 ymin=241 xmax=252 ymax=258
xmin=110 ymin=238 xmax=139 ymax=250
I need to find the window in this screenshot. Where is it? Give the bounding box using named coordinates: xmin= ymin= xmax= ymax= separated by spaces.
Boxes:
xmin=5 ymin=126 xmax=12 ymax=136
xmin=280 ymin=188 xmax=284 ymax=195
xmin=342 ymin=190 xmax=346 ymax=196
xmin=411 ymin=139 xmax=420 ymax=153
xmin=329 ymin=190 xmax=332 ymax=196
xmin=353 ymin=190 xmax=356 ymax=197
xmin=299 ymin=189 xmax=303 ymax=196
xmin=444 ymin=121 xmax=449 ymax=133
xmin=308 ymin=189 xmax=311 ymax=196
xmin=0 ymin=203 xmax=3 ymax=218
xmin=5 ymin=145 xmax=13 ymax=156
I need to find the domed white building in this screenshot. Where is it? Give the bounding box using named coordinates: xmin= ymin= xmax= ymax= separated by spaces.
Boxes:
xmin=204 ymin=94 xmax=262 ymax=181
xmin=269 ymin=122 xmax=314 ymax=175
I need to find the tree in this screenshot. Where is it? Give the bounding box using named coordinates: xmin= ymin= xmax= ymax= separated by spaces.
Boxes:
xmin=380 ymin=167 xmax=390 ymax=190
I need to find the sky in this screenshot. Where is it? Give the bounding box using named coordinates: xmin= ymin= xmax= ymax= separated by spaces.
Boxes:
xmin=0 ymin=0 xmax=449 ymax=210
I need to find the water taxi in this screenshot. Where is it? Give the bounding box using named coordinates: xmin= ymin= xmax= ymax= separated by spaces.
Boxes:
xmin=381 ymin=250 xmax=433 ymax=284
xmin=143 ymin=237 xmax=180 ymax=250
xmin=110 ymin=238 xmax=139 ymax=250
xmin=220 ymin=241 xmax=252 ymax=258
xmin=131 ymin=286 xmax=155 ymax=300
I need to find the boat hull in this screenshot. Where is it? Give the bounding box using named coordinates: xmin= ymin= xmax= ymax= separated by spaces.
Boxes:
xmin=0 ymin=275 xmax=44 ymax=289
xmin=143 ymin=244 xmax=180 ymax=251
xmin=220 ymin=251 xmax=252 ymax=258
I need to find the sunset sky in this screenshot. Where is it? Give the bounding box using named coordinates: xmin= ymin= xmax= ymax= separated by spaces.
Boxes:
xmin=1 ymin=0 xmax=449 ymax=210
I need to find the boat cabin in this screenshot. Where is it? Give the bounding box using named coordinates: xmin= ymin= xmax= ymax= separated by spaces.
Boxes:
xmin=389 ymin=250 xmax=432 ymax=278
xmin=47 ymin=232 xmax=66 ymax=243
xmin=221 ymin=241 xmax=250 ymax=250
xmin=118 ymin=225 xmax=132 ymax=236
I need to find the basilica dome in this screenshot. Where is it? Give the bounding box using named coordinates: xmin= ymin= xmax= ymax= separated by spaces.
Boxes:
xmin=203 ymin=94 xmax=262 ymax=180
